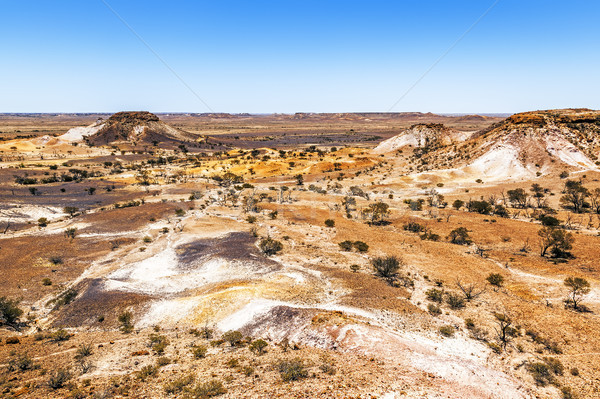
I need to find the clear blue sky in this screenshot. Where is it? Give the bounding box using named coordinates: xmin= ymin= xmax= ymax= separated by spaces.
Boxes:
xmin=1 ymin=0 xmax=598 ymax=113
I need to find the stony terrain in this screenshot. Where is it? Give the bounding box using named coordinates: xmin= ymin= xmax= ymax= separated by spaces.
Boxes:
xmin=1 ymin=111 xmax=599 ymax=398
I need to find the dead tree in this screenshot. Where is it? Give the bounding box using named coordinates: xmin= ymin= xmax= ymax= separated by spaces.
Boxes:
xmin=456 ymin=279 xmax=486 ymax=301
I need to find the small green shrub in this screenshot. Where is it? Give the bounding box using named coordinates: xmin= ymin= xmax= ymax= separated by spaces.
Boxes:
xmin=188 ymin=379 xmax=226 ymax=398
xmin=427 ymin=304 xmax=441 ymax=315
xmin=486 ymin=273 xmax=504 ymax=289
xmin=445 ymin=293 xmax=466 ymax=309
xmin=439 ymin=325 xmax=455 ymax=337
xmin=191 ymin=345 xmax=208 ymax=359
xmin=149 ymin=333 xmax=169 ymax=355
xmin=47 ymin=368 xmax=71 ymax=389
xmin=75 ymin=343 xmax=93 ymax=359
xmin=8 ymin=353 xmax=34 ymax=372
xmin=487 ymin=342 xmax=502 ymax=354
xmin=338 ymin=240 xmax=354 ymax=251
xmin=0 ymin=297 xmax=23 ymax=325
xmin=118 ymin=311 xmax=134 ymax=333
xmin=259 ymin=237 xmax=283 ymax=256
xmin=403 ymin=222 xmax=426 ymax=233
xmin=371 ymin=256 xmax=401 ymax=279
xmin=50 ymin=329 xmax=71 ymax=342
xmin=353 ymin=241 xmax=369 ymax=252
xmin=426 ymin=288 xmax=444 ymax=303
xmin=222 ymin=330 xmax=243 ymax=347
xmin=276 ymin=358 xmax=308 ymax=382
xmin=137 ymin=365 xmax=159 ymax=381
xmin=163 ymin=373 xmax=195 ymax=395
xmin=249 ymin=339 xmax=268 ymax=355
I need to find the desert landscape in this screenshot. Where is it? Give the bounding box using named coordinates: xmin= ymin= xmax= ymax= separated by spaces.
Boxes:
xmin=0 ymin=109 xmax=599 ymax=398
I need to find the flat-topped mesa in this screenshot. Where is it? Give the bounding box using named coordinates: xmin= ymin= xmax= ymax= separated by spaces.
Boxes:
xmin=106 ymin=111 xmax=160 ymax=124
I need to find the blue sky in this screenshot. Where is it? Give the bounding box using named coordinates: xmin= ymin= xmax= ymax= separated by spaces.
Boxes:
xmin=1 ymin=0 xmax=598 ymax=113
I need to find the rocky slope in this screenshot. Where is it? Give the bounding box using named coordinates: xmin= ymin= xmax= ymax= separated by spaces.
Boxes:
xmin=408 ymin=109 xmax=600 ymax=178
xmin=59 ymin=111 xmax=199 ymax=148
xmin=373 ymin=123 xmax=470 ymax=153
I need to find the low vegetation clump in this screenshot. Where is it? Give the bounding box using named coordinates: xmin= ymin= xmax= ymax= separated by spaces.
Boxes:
xmin=486 ymin=273 xmax=504 ymax=290
xmin=188 ymin=379 xmax=227 ymax=398
xmin=75 ymin=343 xmax=93 ymax=359
xmin=249 ymin=339 xmax=268 ymax=355
xmin=222 ymin=330 xmax=243 ymax=347
xmin=7 ymin=353 xmax=35 ymax=372
xmin=191 ymin=344 xmax=208 ymax=358
xmin=426 ymin=288 xmax=444 ymax=303
xmin=445 ymin=293 xmax=466 ymax=309
xmin=428 ymin=304 xmax=442 ymax=315
xmin=448 ymin=227 xmax=471 ymax=245
xmin=276 ymin=358 xmax=309 ymax=382
xmin=137 ymin=364 xmax=159 ymax=381
xmin=118 ymin=311 xmax=134 ymax=333
xmin=371 ymin=256 xmax=401 ymax=279
xmin=403 ymin=221 xmax=426 ymax=233
xmin=339 ymin=240 xmax=369 ymax=252
xmin=0 ymin=296 xmax=23 ymax=326
xmin=49 ymin=288 xmax=78 ymax=310
xmin=439 ymin=325 xmax=455 ymax=337
xmin=164 ymin=373 xmax=195 ymax=395
xmin=149 ymin=333 xmax=169 ymax=354
xmin=527 ymin=358 xmax=564 ymax=386
xmin=259 ymin=237 xmax=283 ymax=256
xmin=50 ymin=328 xmax=71 ymax=342
xmin=47 ymin=368 xmax=72 ymax=389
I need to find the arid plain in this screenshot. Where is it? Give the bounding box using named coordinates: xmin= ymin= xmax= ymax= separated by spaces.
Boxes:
xmin=1 ymin=110 xmax=599 ymax=399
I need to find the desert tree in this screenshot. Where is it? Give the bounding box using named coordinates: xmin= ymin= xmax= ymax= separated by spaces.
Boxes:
xmin=0 ymin=297 xmax=23 ymax=327
xmin=493 ymin=312 xmax=518 ymax=349
xmin=452 ymin=199 xmax=464 ymax=210
xmin=364 ymin=202 xmax=390 ymax=225
xmin=563 ymin=276 xmax=591 ymax=311
xmin=341 ymin=195 xmax=356 ymax=218
xmin=590 ymin=187 xmax=600 ymax=214
xmin=530 ymin=183 xmax=547 ymax=208
xmin=559 ymin=180 xmax=589 ymax=213
xmin=448 ymin=227 xmax=471 ymax=245
xmin=507 ymin=188 xmax=529 ymax=208
xmin=538 ymin=227 xmax=574 ymax=258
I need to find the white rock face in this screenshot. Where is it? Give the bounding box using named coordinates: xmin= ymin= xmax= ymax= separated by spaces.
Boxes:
xmin=374 ymin=124 xmax=468 ymax=154
xmin=59 ymin=123 xmax=105 ymax=142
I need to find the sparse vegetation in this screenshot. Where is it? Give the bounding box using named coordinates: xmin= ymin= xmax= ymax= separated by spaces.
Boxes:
xmin=259 ymin=237 xmax=283 ymax=256
xmin=0 ymin=296 xmax=23 ymax=326
xmin=448 ymin=227 xmax=471 ymax=245
xmin=118 ymin=311 xmax=134 ymax=333
xmin=276 ymin=357 xmax=309 ymax=381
